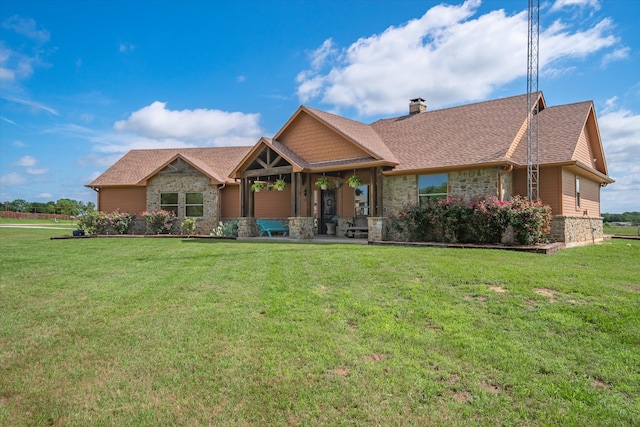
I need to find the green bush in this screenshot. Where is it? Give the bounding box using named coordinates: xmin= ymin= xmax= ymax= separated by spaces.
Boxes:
xmin=388 ymin=195 xmax=551 ymax=245
xmin=182 ymin=218 xmax=197 ymax=235
xmin=77 ymin=210 xmax=135 ymax=234
xmin=212 ymin=219 xmax=239 ymax=237
xmin=142 ymin=210 xmax=177 ymax=234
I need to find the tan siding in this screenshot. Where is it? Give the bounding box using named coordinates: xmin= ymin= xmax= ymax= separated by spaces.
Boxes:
xmin=278 ymin=113 xmax=368 ymax=163
xmin=98 ymin=187 xmax=146 ymax=214
xmin=574 ymin=127 xmax=595 ymax=166
xmin=255 ymin=190 xmax=291 ymax=218
xmin=580 ymin=177 xmax=601 ymax=217
xmin=220 ymin=185 xmax=240 ymax=219
xmin=509 ymin=167 xmax=562 ymax=215
xmin=539 ymin=167 xmax=562 ymax=216
xmin=562 ymin=169 xmax=600 ymax=217
xmin=512 ymin=169 xmax=528 ymax=200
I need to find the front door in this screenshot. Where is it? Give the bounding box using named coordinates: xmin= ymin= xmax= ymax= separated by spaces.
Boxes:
xmin=320 ymin=189 xmax=336 ymax=234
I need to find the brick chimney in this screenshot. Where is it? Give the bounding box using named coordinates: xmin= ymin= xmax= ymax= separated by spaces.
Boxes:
xmin=409 ymin=98 xmax=427 ymax=114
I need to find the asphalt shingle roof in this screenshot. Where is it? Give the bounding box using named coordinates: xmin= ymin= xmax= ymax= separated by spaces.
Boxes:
xmin=88 ymin=146 xmax=251 ymax=187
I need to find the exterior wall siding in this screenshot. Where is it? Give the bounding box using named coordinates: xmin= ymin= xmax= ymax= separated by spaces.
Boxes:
xmin=562 ymin=169 xmax=600 ymax=217
xmin=574 ymin=127 xmax=596 ymax=167
xmin=220 ymin=185 xmax=241 ymax=219
xmin=146 ymin=172 xmax=218 ymax=235
xmin=98 ymin=187 xmax=147 ymax=214
xmin=278 ymin=113 xmax=367 ymax=163
xmin=254 ymin=189 xmax=291 ymax=218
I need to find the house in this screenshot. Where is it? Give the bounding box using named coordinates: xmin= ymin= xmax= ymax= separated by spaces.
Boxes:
xmin=87 ymin=92 xmax=613 ymax=245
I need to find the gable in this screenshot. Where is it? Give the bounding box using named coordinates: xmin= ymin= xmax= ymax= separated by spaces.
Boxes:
xmin=277 ymin=111 xmax=372 ymax=163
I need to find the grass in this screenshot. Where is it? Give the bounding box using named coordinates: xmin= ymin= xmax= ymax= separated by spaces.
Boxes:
xmin=604 ymin=224 xmax=639 ymax=236
xmin=1 ymin=228 xmax=639 ymax=425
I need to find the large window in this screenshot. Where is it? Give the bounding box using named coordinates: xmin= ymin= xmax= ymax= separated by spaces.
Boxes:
xmin=160 ymin=192 xmax=178 ymax=215
xmin=185 ymin=192 xmax=204 ymax=217
xmin=418 ymin=174 xmax=448 ymax=204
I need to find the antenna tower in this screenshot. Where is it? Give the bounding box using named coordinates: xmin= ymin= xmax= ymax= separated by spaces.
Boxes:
xmin=527 ymin=0 xmax=540 ymax=202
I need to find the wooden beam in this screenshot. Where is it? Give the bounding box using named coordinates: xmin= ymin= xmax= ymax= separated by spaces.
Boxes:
xmin=241 ymin=166 xmax=293 ymax=178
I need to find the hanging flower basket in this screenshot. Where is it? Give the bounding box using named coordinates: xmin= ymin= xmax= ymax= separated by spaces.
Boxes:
xmin=274 ymin=179 xmax=287 ymax=191
xmin=315 ymin=176 xmax=331 ymax=190
xmin=251 ymin=182 xmax=265 ymax=192
xmin=348 ymin=175 xmax=363 ymax=188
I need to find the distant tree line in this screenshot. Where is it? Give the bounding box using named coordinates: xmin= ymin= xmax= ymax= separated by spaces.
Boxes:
xmin=2 ymin=198 xmax=96 ymax=216
xmin=602 ymin=212 xmax=640 ymax=224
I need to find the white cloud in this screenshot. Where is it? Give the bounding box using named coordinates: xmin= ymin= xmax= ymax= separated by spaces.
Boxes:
xmin=1 ymin=95 xmax=59 ymax=115
xmin=13 ymin=155 xmax=37 ymax=167
xmin=37 ymin=192 xmax=53 ymax=199
xmin=296 ymin=0 xmax=619 ymax=116
xmin=2 ymin=15 xmax=50 ymax=43
xmin=0 ymin=172 xmax=26 ymax=186
xmin=601 ymin=47 xmax=630 ymax=66
xmin=550 ymin=0 xmax=600 ymax=12
xmin=119 ymin=43 xmax=135 ymax=53
xmin=598 ymin=104 xmax=640 ymax=212
xmin=113 ymin=101 xmax=262 ymax=146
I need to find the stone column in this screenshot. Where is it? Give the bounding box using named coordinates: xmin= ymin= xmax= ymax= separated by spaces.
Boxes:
xmin=288 ymin=217 xmax=314 ymax=239
xmin=368 ymin=217 xmax=387 ymax=242
xmin=237 ymin=217 xmax=258 ymax=237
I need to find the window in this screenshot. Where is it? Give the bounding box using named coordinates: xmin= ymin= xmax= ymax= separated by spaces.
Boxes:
xmin=160 ymin=192 xmax=178 ymax=215
xmin=185 ymin=192 xmax=204 ymax=217
xmin=354 ymin=185 xmax=369 ymax=216
xmin=576 ymin=176 xmax=581 ymax=208
xmin=418 ymin=174 xmax=448 ymax=204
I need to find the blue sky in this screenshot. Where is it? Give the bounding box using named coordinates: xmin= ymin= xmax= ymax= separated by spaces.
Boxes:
xmin=1 ymin=0 xmax=638 ymax=213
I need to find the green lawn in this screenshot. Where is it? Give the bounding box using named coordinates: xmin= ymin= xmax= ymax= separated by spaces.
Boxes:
xmin=604 ymin=224 xmax=639 ymax=236
xmin=1 ymin=228 xmax=638 ymax=425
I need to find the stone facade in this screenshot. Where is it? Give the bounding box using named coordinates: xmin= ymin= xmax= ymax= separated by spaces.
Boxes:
xmin=383 ymin=168 xmax=508 ymax=216
xmin=237 ymin=217 xmax=258 ymax=237
xmin=146 ymin=163 xmax=219 ymax=235
xmin=448 ymin=167 xmax=504 ymax=200
xmin=367 ymin=217 xmax=387 ymax=242
xmin=549 ymin=216 xmax=604 ymax=246
xmin=288 ymin=217 xmax=314 ymax=239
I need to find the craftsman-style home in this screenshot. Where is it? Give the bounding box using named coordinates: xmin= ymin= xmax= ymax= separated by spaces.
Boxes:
xmin=87 ymin=92 xmax=613 ymax=245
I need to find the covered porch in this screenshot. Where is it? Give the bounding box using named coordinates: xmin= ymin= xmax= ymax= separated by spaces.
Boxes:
xmin=229 ymin=139 xmax=388 ymax=240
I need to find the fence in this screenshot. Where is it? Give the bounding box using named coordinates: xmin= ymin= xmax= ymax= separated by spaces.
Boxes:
xmin=0 ymin=212 xmax=72 ymax=221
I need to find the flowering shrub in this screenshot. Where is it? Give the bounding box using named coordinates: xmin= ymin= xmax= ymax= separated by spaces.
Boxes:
xmin=142 ymin=209 xmax=177 ymax=234
xmin=509 ymin=196 xmax=552 ymax=245
xmin=388 ymin=194 xmax=552 ymax=245
xmin=181 ymin=218 xmax=197 ymax=236
xmin=77 ymin=210 xmax=135 ymax=234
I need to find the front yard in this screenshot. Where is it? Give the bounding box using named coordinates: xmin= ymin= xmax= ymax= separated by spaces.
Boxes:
xmin=0 ymin=228 xmax=638 ymax=425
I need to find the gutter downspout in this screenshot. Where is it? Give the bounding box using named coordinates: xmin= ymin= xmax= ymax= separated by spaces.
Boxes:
xmin=498 ymin=165 xmax=513 ymax=202
xmin=217 ymin=182 xmax=227 ymax=227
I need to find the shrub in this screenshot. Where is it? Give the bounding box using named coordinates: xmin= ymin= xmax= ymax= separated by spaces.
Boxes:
xmin=212 ymin=219 xmax=239 ymax=237
xmin=387 ymin=194 xmax=552 ymax=245
xmin=77 ymin=210 xmax=135 ymax=234
xmin=509 ymin=196 xmax=552 ymax=245
xmin=142 ymin=210 xmax=177 ymax=234
xmin=182 ymin=218 xmax=197 ymax=236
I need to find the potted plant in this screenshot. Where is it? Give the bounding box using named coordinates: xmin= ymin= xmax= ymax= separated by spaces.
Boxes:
xmin=315 ymin=176 xmax=331 ymax=190
xmin=251 ymin=182 xmax=265 ymax=192
xmin=274 ymin=178 xmax=287 ymax=191
xmin=348 ymin=175 xmax=363 ymax=188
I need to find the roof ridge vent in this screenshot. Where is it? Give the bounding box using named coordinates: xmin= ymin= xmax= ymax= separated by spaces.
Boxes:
xmin=409 ymin=98 xmax=427 ymax=114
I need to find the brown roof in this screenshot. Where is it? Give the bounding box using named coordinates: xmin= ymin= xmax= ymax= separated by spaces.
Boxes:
xmin=89 ymin=92 xmax=609 ymax=187
xmin=510 ymin=101 xmax=592 ymax=165
xmin=371 ymin=93 xmax=533 ymax=172
xmin=87 ymin=146 xmax=251 ymax=187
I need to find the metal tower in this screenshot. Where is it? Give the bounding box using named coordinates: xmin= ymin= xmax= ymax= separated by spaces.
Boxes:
xmin=527 ymin=0 xmax=540 ymax=202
